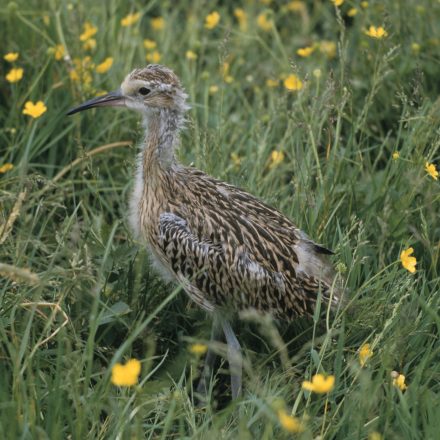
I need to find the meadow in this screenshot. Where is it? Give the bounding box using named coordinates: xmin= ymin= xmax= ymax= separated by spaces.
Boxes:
xmin=1 ymin=0 xmax=440 ymax=438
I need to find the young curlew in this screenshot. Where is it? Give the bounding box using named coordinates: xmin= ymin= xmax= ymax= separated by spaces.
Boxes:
xmin=68 ymin=64 xmax=341 ymax=399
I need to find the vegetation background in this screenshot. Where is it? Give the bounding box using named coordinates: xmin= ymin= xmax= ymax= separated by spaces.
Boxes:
xmin=1 ymin=0 xmax=439 ymax=438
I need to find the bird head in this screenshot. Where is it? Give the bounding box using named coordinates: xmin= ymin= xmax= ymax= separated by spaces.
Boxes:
xmin=67 ymin=64 xmax=189 ymax=116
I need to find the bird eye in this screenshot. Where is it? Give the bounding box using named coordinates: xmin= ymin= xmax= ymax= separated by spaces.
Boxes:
xmin=139 ymin=87 xmax=151 ymax=96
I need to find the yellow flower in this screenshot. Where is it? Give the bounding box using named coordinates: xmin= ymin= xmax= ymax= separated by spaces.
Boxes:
xmin=4 ymin=52 xmax=19 ymax=62
xmin=0 ymin=163 xmax=14 ymax=174
xmin=359 ymin=343 xmax=373 ymax=367
xmin=287 ymin=1 xmax=306 ymax=12
xmin=297 ymin=46 xmax=314 ymax=57
xmin=331 ymin=0 xmax=344 ymax=6
xmin=221 ymin=61 xmax=230 ymax=78
xmin=186 ymin=50 xmax=197 ymax=60
xmin=54 ymin=45 xmax=65 ymax=60
xmin=69 ymin=57 xmax=94 ymax=85
xmin=411 ymin=43 xmax=421 ymax=54
xmin=257 ymin=12 xmax=273 ymax=31
xmin=111 ymin=359 xmax=141 ymax=387
xmin=83 ymin=38 xmax=96 ymax=51
xmin=347 ymin=8 xmax=358 ymax=17
xmin=77 ymin=56 xmax=93 ymax=69
xmin=361 ymin=1 xmax=369 ymax=8
xmin=209 ymin=85 xmax=219 ymax=95
xmin=392 ymin=151 xmax=400 ymax=160
xmin=143 ymin=39 xmax=157 ymax=50
xmin=284 ymin=74 xmax=303 ymax=91
xmin=266 ymin=78 xmax=279 ymax=87
xmin=121 ymin=12 xmax=141 ymax=27
xmin=220 ymin=62 xmax=231 ymax=82
xmin=146 ymin=51 xmax=161 ymax=63
xmin=205 ymin=11 xmax=220 ymax=29
xmin=22 ymin=101 xmax=47 ymax=119
xmin=96 ymin=57 xmax=113 ymax=74
xmin=189 ymin=343 xmax=208 ymax=355
xmin=231 ymin=152 xmax=242 ymax=167
xmin=277 ymin=409 xmax=304 ymax=433
xmin=6 ymin=68 xmax=24 ymax=83
xmin=369 ymin=432 xmax=383 ymax=440
xmin=269 ymin=150 xmax=285 ymax=169
xmin=69 ymin=70 xmax=79 ymax=82
xmin=391 ymin=371 xmax=407 ymax=391
xmin=425 ymin=162 xmax=439 ymax=180
xmin=320 ymin=40 xmax=337 ymax=58
xmin=80 ymin=22 xmax=98 ymax=42
xmin=234 ymin=8 xmax=248 ymax=30
xmin=151 ymin=17 xmax=165 ymax=30
xmin=365 ymin=26 xmax=388 ymax=39
xmin=302 ymin=374 xmax=335 ymax=393
xmin=400 ymin=247 xmax=417 ymax=273
xmin=313 ymin=68 xmax=322 ymax=78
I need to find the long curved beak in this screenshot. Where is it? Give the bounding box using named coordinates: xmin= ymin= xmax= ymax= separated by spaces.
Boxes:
xmin=67 ymin=89 xmax=125 ymax=115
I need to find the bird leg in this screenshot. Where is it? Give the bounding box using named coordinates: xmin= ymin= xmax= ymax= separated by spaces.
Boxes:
xmin=221 ymin=318 xmax=242 ymax=399
xmin=196 ymin=316 xmax=223 ymax=398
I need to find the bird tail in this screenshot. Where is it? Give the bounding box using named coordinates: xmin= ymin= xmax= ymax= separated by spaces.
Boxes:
xmin=293 ymin=238 xmax=344 ymax=306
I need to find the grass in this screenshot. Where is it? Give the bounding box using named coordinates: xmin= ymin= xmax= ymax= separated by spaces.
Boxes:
xmin=1 ymin=0 xmax=440 ymax=438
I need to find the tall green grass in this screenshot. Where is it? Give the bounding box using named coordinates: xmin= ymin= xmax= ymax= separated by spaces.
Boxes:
xmin=1 ymin=0 xmax=439 ymax=438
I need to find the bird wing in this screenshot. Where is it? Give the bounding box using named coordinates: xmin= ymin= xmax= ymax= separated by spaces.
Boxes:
xmin=157 ymin=210 xmax=325 ymax=318
xmin=157 ymin=212 xmax=218 ymax=311
xmin=215 ymin=179 xmax=340 ymax=307
xmin=182 ymin=170 xmax=336 ymax=277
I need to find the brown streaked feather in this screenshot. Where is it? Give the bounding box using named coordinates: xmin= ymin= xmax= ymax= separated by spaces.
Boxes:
xmin=142 ymin=166 xmax=339 ymax=320
xmin=129 ymin=64 xmax=182 ymax=88
xmin=121 ymin=64 xmax=342 ymax=322
xmin=71 ymin=64 xmax=342 ymax=400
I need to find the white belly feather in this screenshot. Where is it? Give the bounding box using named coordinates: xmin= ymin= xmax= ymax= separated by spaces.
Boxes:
xmin=129 ymin=155 xmax=176 ymax=283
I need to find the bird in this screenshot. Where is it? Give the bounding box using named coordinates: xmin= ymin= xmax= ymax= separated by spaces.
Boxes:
xmin=67 ymin=64 xmax=342 ymax=399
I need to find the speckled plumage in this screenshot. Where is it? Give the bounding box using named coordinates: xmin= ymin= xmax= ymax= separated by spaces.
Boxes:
xmin=124 ymin=65 xmax=340 ymax=320
xmin=68 ymin=64 xmax=342 ymax=398
xmin=136 ymin=167 xmax=340 ymax=319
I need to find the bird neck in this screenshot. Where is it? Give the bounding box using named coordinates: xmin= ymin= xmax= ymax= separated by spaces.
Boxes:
xmin=142 ymin=109 xmax=183 ymax=174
